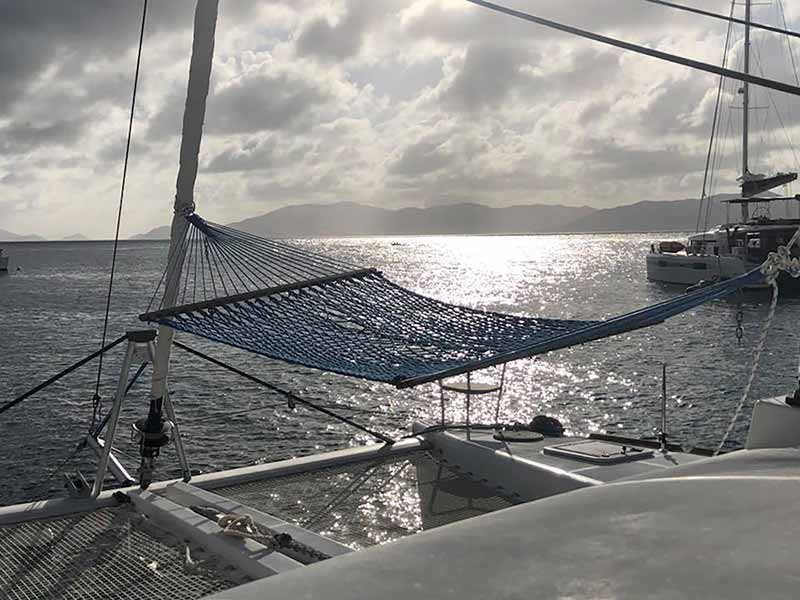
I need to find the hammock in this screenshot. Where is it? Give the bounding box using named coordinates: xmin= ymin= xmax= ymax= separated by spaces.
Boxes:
xmin=140 ymin=214 xmax=763 ymax=388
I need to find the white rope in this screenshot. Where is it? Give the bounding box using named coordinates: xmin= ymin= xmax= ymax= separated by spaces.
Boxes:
xmin=714 ymin=232 xmax=800 ymax=455
xmin=217 ymin=513 xmax=276 ymax=548
xmin=714 ymin=279 xmax=778 ymax=455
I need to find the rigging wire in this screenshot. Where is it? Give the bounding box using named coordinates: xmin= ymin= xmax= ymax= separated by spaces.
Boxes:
xmin=0 ymin=335 xmax=128 ymax=416
xmin=464 ymin=0 xmax=800 ymax=97
xmin=778 ymin=0 xmax=800 ymax=86
xmin=753 ymin=47 xmax=800 ymax=176
xmin=697 ymin=0 xmax=736 ymax=234
xmin=642 ymin=0 xmax=800 ymax=41
xmin=172 ymin=340 xmax=396 ymax=443
xmin=92 ymin=0 xmax=149 ymax=429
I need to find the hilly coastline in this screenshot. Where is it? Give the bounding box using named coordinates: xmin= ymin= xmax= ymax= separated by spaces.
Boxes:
xmin=132 ymin=196 xmax=744 ymax=240
xmin=3 ymin=196 xmax=763 ymax=241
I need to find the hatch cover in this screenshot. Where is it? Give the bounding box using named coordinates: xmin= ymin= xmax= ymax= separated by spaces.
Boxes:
xmin=543 ymin=440 xmax=654 ymax=464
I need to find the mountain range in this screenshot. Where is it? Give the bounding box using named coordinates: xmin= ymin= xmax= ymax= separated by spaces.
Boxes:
xmin=131 ymin=196 xmax=741 ymax=240
xmin=2 ymin=195 xmax=768 ymax=241
xmin=0 ymin=228 xmax=45 ymax=242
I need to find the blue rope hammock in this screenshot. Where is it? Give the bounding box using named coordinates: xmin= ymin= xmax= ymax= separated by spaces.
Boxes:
xmin=140 ymin=214 xmax=764 ymax=388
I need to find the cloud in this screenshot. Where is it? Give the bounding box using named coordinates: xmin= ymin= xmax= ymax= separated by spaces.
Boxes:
xmin=1 ymin=0 xmax=798 ymax=238
xmin=295 ymin=0 xmax=403 ymax=61
xmin=208 ymin=70 xmax=332 ymax=134
xmin=442 ymin=43 xmax=531 ymax=111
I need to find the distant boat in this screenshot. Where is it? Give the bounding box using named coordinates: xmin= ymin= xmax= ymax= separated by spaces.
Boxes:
xmin=0 ymin=248 xmax=8 ymax=272
xmin=646 ymin=0 xmax=800 ymax=291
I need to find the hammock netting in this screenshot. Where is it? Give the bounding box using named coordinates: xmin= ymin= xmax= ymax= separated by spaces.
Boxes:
xmin=141 ymin=214 xmax=764 ymax=388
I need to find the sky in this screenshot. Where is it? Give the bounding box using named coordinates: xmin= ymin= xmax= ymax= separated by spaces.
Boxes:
xmin=1 ymin=0 xmax=800 ymax=238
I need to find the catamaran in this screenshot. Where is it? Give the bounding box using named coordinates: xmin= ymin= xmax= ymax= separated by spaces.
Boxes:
xmin=3 ymin=1 xmax=800 ymax=599
xmin=647 ymin=0 xmax=800 ymax=289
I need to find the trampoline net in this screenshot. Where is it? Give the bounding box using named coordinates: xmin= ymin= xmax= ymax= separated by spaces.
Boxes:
xmin=0 ymin=505 xmax=245 ymax=600
xmin=213 ymin=451 xmax=516 ymax=549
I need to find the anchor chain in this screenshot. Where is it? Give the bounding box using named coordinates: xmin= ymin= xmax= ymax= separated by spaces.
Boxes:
xmin=735 ymin=305 xmax=744 ymax=346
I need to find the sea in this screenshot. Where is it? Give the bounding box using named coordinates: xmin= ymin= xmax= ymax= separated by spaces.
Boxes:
xmin=1 ymin=233 xmax=799 ymax=508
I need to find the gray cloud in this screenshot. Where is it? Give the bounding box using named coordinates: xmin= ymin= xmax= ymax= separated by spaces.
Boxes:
xmin=578 ymin=140 xmax=705 ymax=180
xmin=204 ymin=138 xmax=278 ymax=172
xmin=2 ymin=0 xmax=797 ymax=238
xmin=0 ymin=119 xmax=85 ymax=155
xmin=208 ymin=72 xmax=331 ymax=134
xmin=0 ymin=1 xmax=196 ymax=113
xmin=389 ymin=136 xmax=454 ymax=176
xmin=443 ymin=43 xmax=532 ymax=111
xmin=296 ymin=0 xmax=402 ymax=61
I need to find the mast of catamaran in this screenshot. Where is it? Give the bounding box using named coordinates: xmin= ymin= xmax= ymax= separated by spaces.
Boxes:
xmin=741 ymin=0 xmax=752 ymax=222
xmin=149 ymin=0 xmax=219 ymax=439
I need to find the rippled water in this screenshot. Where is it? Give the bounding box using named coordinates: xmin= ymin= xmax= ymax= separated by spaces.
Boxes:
xmin=1 ymin=234 xmax=799 ymax=507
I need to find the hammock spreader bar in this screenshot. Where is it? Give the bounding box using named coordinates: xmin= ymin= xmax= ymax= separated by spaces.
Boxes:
xmin=140 ymin=213 xmax=764 ymax=389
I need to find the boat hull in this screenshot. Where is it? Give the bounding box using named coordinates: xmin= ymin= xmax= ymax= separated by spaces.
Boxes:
xmin=645 ymin=252 xmax=749 ymax=286
xmin=0 ymin=255 xmax=8 ymax=271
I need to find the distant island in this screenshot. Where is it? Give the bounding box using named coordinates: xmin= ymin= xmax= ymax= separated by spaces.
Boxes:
xmin=131 ymin=196 xmax=738 ymax=240
xmin=1 ymin=195 xmax=757 ymax=242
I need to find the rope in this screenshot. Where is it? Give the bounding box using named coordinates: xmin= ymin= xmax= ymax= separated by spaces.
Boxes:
xmin=92 ymin=0 xmax=148 ymax=428
xmin=465 ymin=0 xmax=800 ymax=97
xmin=642 ymin=0 xmax=800 ymax=40
xmin=0 ymin=335 xmax=127 ymax=416
xmin=714 ymin=279 xmax=779 ymax=455
xmin=190 ymin=507 xmax=330 ymax=561
xmin=714 ymin=230 xmax=800 ymax=454
xmin=172 ymin=340 xmax=396 ymax=443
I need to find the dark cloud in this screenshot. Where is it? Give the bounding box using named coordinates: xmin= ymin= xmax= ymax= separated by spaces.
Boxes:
xmin=443 ymin=43 xmax=532 ymax=111
xmin=577 ymin=140 xmax=705 ymax=180
xmin=204 ymin=138 xmax=278 ymax=172
xmin=148 ymin=69 xmax=334 ymax=139
xmin=0 ymin=119 xmax=85 ymax=155
xmin=208 ymin=72 xmax=331 ymax=133
xmin=389 ymin=137 xmax=454 ymax=176
xmin=0 ymin=1 xmax=196 ymax=113
xmin=296 ymin=0 xmax=402 ymax=61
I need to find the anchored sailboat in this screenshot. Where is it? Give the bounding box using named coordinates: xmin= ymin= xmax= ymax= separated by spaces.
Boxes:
xmin=647 ymin=0 xmax=800 ymax=289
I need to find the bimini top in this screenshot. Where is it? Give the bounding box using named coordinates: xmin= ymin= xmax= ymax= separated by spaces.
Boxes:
xmin=140 ymin=214 xmax=763 ymax=388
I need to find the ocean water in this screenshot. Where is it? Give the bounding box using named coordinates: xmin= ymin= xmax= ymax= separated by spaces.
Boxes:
xmin=1 ymin=234 xmax=799 ymax=507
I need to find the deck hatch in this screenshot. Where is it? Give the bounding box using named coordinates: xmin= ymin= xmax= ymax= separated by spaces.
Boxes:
xmin=543 ymin=440 xmax=655 ymax=464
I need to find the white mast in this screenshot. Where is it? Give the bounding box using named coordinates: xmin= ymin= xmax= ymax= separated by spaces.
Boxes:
xmin=150 ymin=0 xmax=219 ymax=406
xmin=741 ymin=0 xmax=751 ymax=222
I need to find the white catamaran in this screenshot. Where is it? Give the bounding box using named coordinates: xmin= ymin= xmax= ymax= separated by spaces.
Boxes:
xmin=4 ymin=2 xmax=800 ymax=599
xmin=647 ymin=0 xmax=800 ymax=290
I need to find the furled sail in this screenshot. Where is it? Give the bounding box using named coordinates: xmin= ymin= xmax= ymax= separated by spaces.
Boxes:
xmin=740 ymin=172 xmax=798 ymax=198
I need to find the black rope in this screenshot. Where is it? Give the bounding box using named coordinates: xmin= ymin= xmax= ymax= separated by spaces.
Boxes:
xmin=642 ymin=0 xmax=800 ymax=41
xmin=93 ymin=0 xmax=149 ymax=428
xmin=1 ymin=335 xmax=128 ymax=416
xmin=172 ymin=341 xmax=396 ymax=444
xmin=466 ymin=0 xmax=800 ymax=97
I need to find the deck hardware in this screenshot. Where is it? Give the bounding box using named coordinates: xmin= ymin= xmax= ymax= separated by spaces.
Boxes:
xmin=91 ymin=330 xmax=191 ymax=497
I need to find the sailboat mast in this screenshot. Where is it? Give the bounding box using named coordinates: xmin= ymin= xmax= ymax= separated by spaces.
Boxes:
xmin=741 ymin=0 xmax=751 ymax=222
xmin=150 ymin=0 xmax=218 ymax=404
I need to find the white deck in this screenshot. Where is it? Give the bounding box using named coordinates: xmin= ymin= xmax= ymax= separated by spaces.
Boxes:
xmin=207 ymin=447 xmax=800 ymax=600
